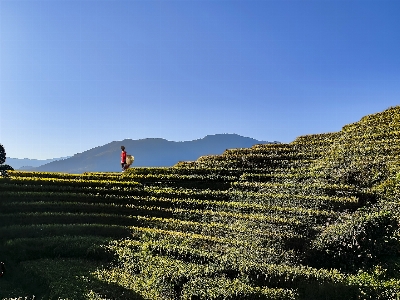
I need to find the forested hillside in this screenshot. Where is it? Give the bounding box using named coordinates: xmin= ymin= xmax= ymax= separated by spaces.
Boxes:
xmin=1 ymin=106 xmax=400 ymax=299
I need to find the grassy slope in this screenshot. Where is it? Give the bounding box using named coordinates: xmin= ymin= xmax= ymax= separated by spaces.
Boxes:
xmin=1 ymin=106 xmax=400 ymax=299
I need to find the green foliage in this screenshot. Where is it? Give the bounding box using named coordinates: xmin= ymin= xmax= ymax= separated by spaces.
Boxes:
xmin=0 ymin=143 xmax=6 ymax=165
xmin=3 ymin=236 xmax=112 ymax=262
xmin=373 ymin=171 xmax=400 ymax=204
xmin=17 ymin=258 xmax=143 ymax=300
xmin=322 ymin=157 xmax=389 ymax=189
xmin=346 ymin=266 xmax=400 ymax=300
xmin=309 ymin=208 xmax=400 ymax=272
xmin=181 ymin=276 xmax=298 ymax=300
xmin=0 ymin=143 xmax=14 ymax=177
xmin=3 ymin=107 xmax=400 ymax=299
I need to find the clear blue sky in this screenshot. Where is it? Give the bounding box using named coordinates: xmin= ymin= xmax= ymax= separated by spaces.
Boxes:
xmin=1 ymin=0 xmax=399 ymax=160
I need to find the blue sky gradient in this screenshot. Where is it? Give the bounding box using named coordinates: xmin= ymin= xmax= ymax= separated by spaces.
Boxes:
xmin=1 ymin=0 xmax=399 ymax=159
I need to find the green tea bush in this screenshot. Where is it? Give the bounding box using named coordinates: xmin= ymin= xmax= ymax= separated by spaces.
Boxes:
xmin=181 ymin=276 xmax=298 ymax=300
xmin=308 ymin=208 xmax=400 ymax=272
xmin=347 ymin=266 xmax=400 ymax=300
xmin=322 ymin=157 xmax=389 ymax=189
xmin=373 ymin=171 xmax=400 ymax=204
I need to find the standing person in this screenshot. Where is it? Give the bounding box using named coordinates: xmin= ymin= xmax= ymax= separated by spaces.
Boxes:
xmin=121 ymin=146 xmax=127 ymax=172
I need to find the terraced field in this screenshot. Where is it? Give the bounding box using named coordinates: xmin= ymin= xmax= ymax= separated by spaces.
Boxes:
xmin=1 ymin=107 xmax=400 ymax=299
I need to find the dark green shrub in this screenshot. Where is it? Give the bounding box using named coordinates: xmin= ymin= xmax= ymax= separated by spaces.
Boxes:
xmin=0 ymin=144 xmax=14 ymax=177
xmin=324 ymin=158 xmax=389 ymax=189
xmin=373 ymin=172 xmax=400 ymax=204
xmin=307 ymin=209 xmax=400 ymax=272
xmin=347 ymin=266 xmax=400 ymax=300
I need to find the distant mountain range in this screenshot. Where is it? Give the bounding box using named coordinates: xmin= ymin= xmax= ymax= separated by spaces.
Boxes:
xmin=6 ymin=156 xmax=72 ymax=170
xmin=7 ymin=134 xmax=278 ymax=174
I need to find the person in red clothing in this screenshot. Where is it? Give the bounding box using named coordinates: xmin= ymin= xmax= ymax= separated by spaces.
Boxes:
xmin=121 ymin=146 xmax=127 ymax=172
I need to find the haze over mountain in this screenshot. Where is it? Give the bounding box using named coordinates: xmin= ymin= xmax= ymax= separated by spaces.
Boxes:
xmin=16 ymin=134 xmax=276 ymax=173
xmin=6 ymin=157 xmax=72 ymax=170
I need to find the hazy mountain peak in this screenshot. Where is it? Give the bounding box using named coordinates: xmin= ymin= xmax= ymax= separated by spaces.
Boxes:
xmin=14 ymin=134 xmax=275 ymax=173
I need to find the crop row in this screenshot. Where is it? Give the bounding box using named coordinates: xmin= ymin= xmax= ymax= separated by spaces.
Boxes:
xmin=0 ymin=185 xmax=347 ymax=217
xmin=9 ymin=162 xmax=316 ymax=182
xmin=237 ymin=171 xmax=323 ymax=183
xmin=133 ymin=215 xmax=304 ymax=245
xmin=97 ymin=242 xmax=354 ymax=300
xmin=8 ymin=170 xmax=237 ymax=182
xmin=0 ymin=223 xmax=130 ymax=240
xmin=0 ymin=181 xmax=144 ymax=196
xmin=0 ymin=199 xmax=310 ymax=239
xmin=290 ymin=132 xmax=341 ymax=146
xmin=186 ymin=152 xmax=321 ymax=169
xmin=5 ymin=173 xmax=233 ymax=191
xmin=93 ymin=252 xmax=299 ymax=300
xmin=6 ymin=176 xmax=142 ymax=188
xmin=325 ymin=141 xmax=400 ymax=157
xmin=0 ymin=212 xmax=143 ymax=227
xmin=0 ymin=187 xmax=232 ymax=202
xmin=222 ymin=146 xmax=306 ymax=156
xmin=233 ymin=180 xmax=358 ymax=197
xmin=0 ymin=205 xmax=314 ymax=239
xmin=3 ymin=235 xmax=111 ymax=263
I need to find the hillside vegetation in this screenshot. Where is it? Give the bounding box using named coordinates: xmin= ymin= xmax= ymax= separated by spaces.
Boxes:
xmin=1 ymin=106 xmax=400 ymax=299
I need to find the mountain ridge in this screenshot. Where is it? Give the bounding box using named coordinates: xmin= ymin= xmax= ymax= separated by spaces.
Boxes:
xmin=6 ymin=156 xmax=72 ymax=170
xmin=15 ymin=134 xmax=277 ymax=173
